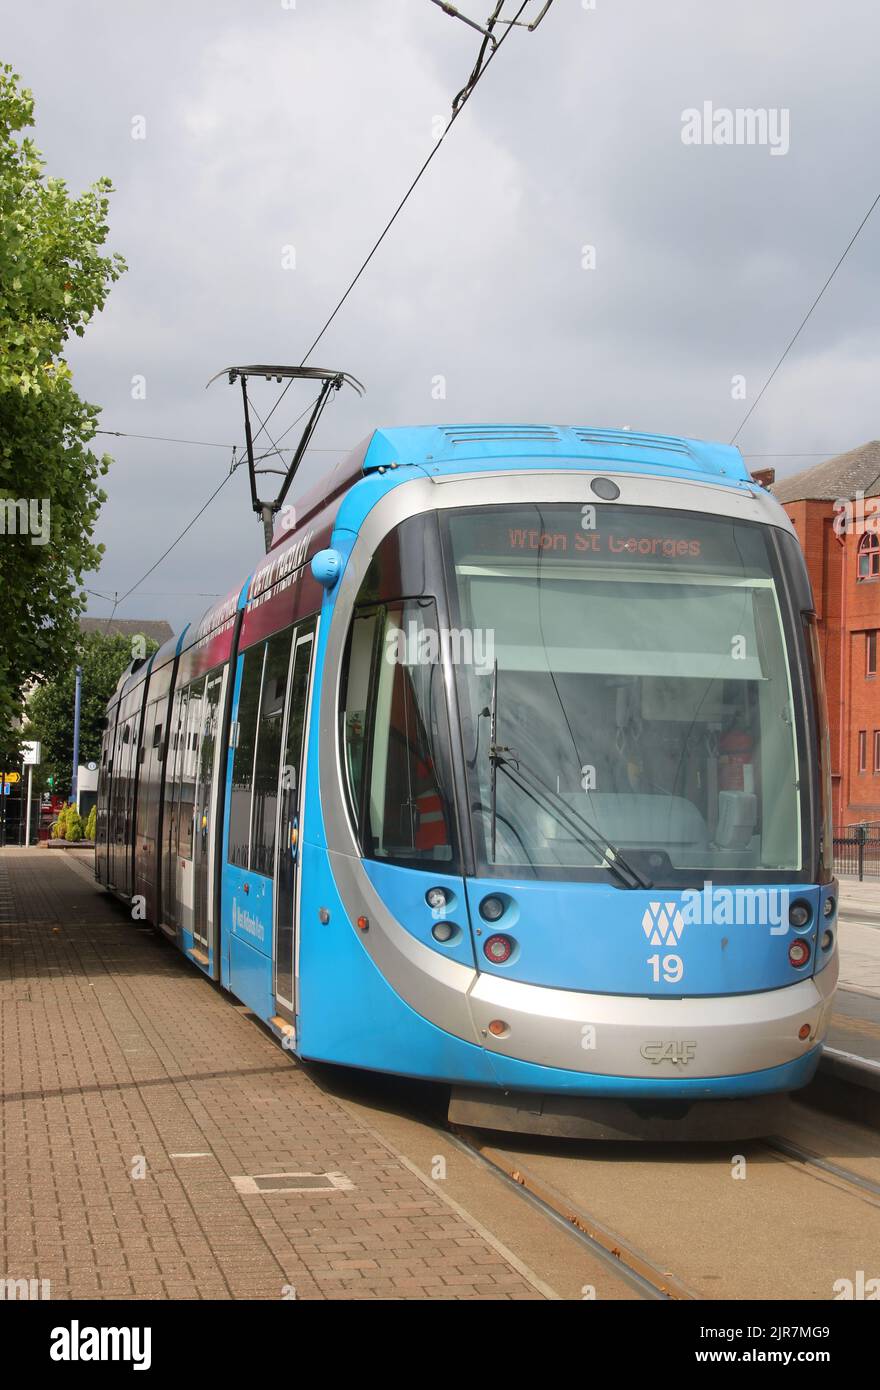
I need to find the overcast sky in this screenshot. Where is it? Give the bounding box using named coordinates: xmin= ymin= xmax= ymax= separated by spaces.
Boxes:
xmin=4 ymin=0 xmax=879 ymax=630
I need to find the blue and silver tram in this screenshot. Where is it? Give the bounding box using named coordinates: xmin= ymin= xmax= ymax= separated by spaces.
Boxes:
xmin=96 ymin=424 xmax=838 ymax=1139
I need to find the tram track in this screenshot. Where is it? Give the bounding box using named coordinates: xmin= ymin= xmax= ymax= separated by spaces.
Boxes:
xmin=763 ymin=1135 xmax=880 ymax=1207
xmin=446 ymin=1124 xmax=698 ymax=1299
xmin=441 ymin=1120 xmax=880 ymax=1300
xmin=208 ymin=958 xmax=880 ymax=1297
xmin=270 ymin=1009 xmax=880 ymax=1300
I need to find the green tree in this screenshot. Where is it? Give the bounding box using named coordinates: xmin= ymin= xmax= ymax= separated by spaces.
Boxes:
xmin=24 ymin=630 xmax=156 ymax=793
xmin=0 ymin=64 xmax=125 ymax=759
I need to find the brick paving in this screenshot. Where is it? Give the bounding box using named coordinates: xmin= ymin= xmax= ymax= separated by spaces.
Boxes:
xmin=0 ymin=848 xmax=542 ymax=1300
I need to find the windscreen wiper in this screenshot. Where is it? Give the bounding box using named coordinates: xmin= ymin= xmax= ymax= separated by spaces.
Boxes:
xmin=487 ymin=661 xmax=652 ymax=890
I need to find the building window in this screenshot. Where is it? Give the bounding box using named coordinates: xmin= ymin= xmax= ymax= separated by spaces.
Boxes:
xmin=868 ymin=630 xmax=878 ymax=677
xmin=859 ymin=730 xmax=867 ymax=773
xmin=875 ymin=730 xmax=880 ymax=774
xmin=857 ymin=532 xmax=880 ymax=581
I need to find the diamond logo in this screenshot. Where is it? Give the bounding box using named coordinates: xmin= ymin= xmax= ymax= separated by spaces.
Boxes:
xmin=641 ymin=900 xmax=685 ymax=947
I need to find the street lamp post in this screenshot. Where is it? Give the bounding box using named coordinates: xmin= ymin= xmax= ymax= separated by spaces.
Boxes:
xmin=71 ymin=664 xmax=82 ymax=807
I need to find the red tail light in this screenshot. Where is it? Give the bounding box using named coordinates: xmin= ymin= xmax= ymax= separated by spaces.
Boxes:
xmin=788 ymin=939 xmax=811 ymax=968
xmin=484 ymin=934 xmax=513 ymax=964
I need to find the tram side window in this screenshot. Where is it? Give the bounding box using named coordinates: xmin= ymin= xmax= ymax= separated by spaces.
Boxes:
xmin=122 ymin=718 xmax=136 ymax=840
xmin=342 ymin=610 xmax=379 ymax=822
xmin=341 ymin=601 xmax=456 ymax=866
xmin=250 ymin=630 xmax=293 ymax=875
xmin=178 ymin=678 xmax=205 ymax=860
xmin=167 ymin=685 xmax=189 ymax=858
xmin=114 ymin=721 xmax=131 ymax=842
xmin=135 ymin=703 xmax=160 ymax=840
xmin=227 ymin=643 xmax=266 ymax=868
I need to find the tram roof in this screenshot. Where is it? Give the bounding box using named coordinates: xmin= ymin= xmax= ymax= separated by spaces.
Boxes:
xmin=107 ymin=424 xmax=755 ymax=710
xmin=359 ymin=424 xmax=752 ymax=486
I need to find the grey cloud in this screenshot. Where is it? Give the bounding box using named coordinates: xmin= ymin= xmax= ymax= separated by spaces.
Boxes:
xmin=1 ymin=0 xmax=877 ymax=630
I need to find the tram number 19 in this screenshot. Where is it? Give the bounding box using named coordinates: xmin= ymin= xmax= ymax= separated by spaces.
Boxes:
xmin=647 ymin=953 xmax=683 ymax=984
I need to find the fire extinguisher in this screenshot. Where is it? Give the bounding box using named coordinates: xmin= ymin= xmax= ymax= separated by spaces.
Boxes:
xmin=718 ymin=730 xmax=754 ymax=794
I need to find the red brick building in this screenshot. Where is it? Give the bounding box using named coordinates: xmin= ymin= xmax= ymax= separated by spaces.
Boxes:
xmin=773 ymin=442 xmax=880 ymax=828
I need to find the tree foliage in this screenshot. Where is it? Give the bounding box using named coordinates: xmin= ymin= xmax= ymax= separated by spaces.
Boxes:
xmin=0 ymin=64 xmax=125 ymax=759
xmin=24 ymin=630 xmax=156 ymax=794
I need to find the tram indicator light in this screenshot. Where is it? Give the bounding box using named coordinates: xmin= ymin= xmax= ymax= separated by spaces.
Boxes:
xmin=788 ymin=900 xmax=811 ymax=929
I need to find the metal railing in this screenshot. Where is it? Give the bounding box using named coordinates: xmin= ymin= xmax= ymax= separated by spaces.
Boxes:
xmin=833 ymin=822 xmax=880 ymax=880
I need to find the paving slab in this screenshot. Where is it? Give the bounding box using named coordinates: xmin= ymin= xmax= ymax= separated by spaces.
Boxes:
xmin=0 ymin=847 xmax=544 ymax=1301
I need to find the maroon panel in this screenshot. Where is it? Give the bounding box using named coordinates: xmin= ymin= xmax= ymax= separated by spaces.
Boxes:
xmin=178 ymin=589 xmax=240 ymax=682
xmin=239 ymin=517 xmax=333 ymax=649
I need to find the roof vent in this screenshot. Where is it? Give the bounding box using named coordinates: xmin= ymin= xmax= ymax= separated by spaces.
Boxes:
xmin=438 ymin=425 xmax=564 ymax=449
xmin=573 ymin=428 xmax=693 ymax=459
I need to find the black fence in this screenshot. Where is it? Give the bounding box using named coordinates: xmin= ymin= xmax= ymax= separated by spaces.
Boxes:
xmin=833 ymin=822 xmax=880 ymax=879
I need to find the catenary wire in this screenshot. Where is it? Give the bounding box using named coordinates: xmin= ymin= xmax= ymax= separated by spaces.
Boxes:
xmin=730 ymin=187 xmax=880 ymax=444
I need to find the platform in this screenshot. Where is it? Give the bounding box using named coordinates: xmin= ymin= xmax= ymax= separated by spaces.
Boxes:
xmin=0 ymin=847 xmax=541 ymax=1300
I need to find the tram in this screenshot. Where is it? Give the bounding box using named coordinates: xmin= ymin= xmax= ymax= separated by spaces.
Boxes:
xmin=96 ymin=423 xmax=838 ymax=1139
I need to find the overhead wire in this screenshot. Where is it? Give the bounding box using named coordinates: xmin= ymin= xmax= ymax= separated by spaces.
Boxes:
xmin=730 ymin=186 xmax=880 ymax=444
xmin=101 ymin=447 xmax=240 ymax=628
xmin=97 ymin=0 xmax=549 ymax=613
xmin=299 ymin=0 xmax=538 ymax=367
xmin=94 ymin=428 xmax=347 ymax=453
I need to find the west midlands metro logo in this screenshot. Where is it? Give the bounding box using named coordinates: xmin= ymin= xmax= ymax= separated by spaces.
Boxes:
xmin=641 ymin=901 xmax=686 ymax=947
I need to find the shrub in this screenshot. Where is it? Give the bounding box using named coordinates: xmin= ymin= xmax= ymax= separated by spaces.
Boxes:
xmin=64 ymin=810 xmax=84 ymax=842
xmin=84 ymin=804 xmax=97 ymax=841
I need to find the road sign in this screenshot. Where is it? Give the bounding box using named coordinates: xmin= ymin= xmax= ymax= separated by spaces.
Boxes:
xmin=1 ymin=772 xmax=21 ymax=784
xmin=22 ymin=741 xmax=41 ymax=766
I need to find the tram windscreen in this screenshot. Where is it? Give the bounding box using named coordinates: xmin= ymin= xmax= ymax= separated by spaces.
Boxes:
xmin=444 ymin=504 xmax=803 ymax=876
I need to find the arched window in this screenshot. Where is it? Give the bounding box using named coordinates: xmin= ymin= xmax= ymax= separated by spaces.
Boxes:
xmin=857 ymin=531 xmax=880 ymax=581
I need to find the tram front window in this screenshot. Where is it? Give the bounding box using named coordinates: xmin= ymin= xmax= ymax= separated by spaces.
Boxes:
xmin=444 ymin=504 xmax=804 ymax=878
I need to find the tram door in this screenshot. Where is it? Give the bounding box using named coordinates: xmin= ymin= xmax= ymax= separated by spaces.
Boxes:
xmin=192 ymin=667 xmax=226 ymax=954
xmin=273 ymin=624 xmax=315 ymax=1016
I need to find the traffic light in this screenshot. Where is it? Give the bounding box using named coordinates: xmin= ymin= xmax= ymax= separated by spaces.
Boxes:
xmin=47 ymin=775 xmax=54 ymax=789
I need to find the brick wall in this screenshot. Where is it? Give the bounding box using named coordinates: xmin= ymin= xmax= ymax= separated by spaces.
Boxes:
xmin=783 ymin=499 xmax=880 ymax=826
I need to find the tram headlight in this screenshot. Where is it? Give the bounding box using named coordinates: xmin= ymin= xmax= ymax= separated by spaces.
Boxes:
xmin=432 ymin=921 xmax=456 ymax=944
xmin=426 ymin=887 xmax=449 ymax=910
xmin=788 ymin=900 xmax=812 ymax=929
xmin=484 ymin=934 xmax=513 ymax=964
xmin=823 ymin=896 xmax=836 ymax=919
xmin=820 ymin=929 xmax=834 ymax=951
xmin=480 ymin=895 xmax=505 ymax=922
xmin=788 ymin=939 xmax=811 ymax=968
